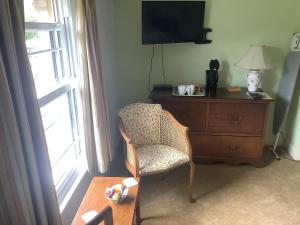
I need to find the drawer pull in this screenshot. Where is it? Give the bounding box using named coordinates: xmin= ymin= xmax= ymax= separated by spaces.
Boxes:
xmin=226 ymin=145 xmax=241 ymax=152
xmin=231 ymin=116 xmax=243 ymax=124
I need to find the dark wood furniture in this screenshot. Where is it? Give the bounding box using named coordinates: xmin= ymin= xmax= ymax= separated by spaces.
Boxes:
xmin=86 ymin=206 xmax=113 ymax=225
xmin=150 ymin=88 xmax=273 ymax=167
xmin=72 ymin=177 xmax=140 ymax=225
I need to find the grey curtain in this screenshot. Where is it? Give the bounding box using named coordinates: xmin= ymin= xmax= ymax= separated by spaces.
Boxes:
xmin=75 ymin=0 xmax=113 ymax=174
xmin=0 ymin=0 xmax=62 ymax=224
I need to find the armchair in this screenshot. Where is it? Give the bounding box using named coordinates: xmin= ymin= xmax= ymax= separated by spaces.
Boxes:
xmin=118 ymin=103 xmax=195 ymax=202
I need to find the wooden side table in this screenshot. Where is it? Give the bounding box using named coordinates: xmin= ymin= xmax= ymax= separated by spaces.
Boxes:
xmin=72 ymin=177 xmax=140 ymax=225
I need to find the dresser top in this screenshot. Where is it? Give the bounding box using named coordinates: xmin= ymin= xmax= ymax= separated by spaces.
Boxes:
xmin=150 ymin=88 xmax=273 ymax=103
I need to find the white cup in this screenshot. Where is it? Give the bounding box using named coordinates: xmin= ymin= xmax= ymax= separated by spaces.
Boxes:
xmin=178 ymin=85 xmax=186 ymax=95
xmin=187 ymin=85 xmax=195 ymax=95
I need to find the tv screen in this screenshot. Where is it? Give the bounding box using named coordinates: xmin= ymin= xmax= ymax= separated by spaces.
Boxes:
xmin=142 ymin=1 xmax=206 ymax=44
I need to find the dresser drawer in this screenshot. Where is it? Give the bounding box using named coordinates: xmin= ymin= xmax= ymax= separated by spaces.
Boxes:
xmin=207 ymin=103 xmax=266 ymax=135
xmin=190 ymin=134 xmax=262 ymax=159
xmin=161 ymin=102 xmax=207 ymax=132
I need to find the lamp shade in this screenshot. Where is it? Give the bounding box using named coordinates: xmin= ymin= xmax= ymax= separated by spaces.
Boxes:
xmin=236 ymin=45 xmax=273 ymax=70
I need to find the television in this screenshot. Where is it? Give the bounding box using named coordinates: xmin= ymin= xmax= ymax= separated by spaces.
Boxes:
xmin=142 ymin=1 xmax=206 ymax=44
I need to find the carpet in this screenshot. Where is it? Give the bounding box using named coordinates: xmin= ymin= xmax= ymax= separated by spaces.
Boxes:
xmin=139 ymin=152 xmax=300 ymax=225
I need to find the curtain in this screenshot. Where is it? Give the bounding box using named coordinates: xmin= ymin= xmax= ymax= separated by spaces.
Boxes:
xmin=75 ymin=0 xmax=113 ymax=174
xmin=0 ymin=0 xmax=62 ymax=225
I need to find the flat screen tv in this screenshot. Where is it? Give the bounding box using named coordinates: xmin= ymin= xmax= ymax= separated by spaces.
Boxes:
xmin=142 ymin=1 xmax=206 ymax=44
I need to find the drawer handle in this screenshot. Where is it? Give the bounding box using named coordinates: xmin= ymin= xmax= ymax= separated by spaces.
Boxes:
xmin=231 ymin=116 xmax=243 ymax=124
xmin=226 ymin=145 xmax=241 ymax=152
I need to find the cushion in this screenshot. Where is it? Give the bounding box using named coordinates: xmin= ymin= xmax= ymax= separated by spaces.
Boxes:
xmin=118 ymin=103 xmax=161 ymax=146
xmin=136 ymin=144 xmax=189 ymax=175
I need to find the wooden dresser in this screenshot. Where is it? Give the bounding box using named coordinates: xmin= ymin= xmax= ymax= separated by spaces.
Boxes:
xmin=150 ymin=88 xmax=273 ymax=167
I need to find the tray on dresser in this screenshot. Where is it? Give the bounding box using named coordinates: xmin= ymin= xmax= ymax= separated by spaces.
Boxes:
xmin=172 ymin=87 xmax=206 ymax=97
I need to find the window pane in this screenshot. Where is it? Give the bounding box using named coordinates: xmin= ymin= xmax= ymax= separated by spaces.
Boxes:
xmin=59 ymin=50 xmax=71 ymax=78
xmin=25 ymin=31 xmax=52 ymax=53
xmin=51 ymin=145 xmax=77 ymax=185
xmin=24 ymin=0 xmax=55 ymax=23
xmin=41 ymin=93 xmax=75 ymax=168
xmin=29 ymin=52 xmax=60 ymax=97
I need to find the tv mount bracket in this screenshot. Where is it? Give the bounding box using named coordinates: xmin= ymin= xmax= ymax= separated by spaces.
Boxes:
xmin=194 ymin=28 xmax=212 ymax=44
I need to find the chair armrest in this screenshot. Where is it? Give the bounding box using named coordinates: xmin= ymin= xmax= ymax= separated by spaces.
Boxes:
xmin=163 ymin=110 xmax=189 ymax=132
xmin=118 ymin=122 xmax=133 ymax=145
xmin=118 ymin=119 xmax=140 ymax=176
xmin=161 ymin=110 xmax=192 ymax=160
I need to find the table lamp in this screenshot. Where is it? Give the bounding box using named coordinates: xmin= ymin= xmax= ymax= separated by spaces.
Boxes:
xmin=236 ymin=45 xmax=273 ymax=92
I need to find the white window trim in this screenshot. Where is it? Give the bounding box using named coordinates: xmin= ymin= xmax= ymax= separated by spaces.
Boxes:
xmin=60 ymin=169 xmax=91 ymax=225
xmin=56 ymin=152 xmax=88 ymax=205
xmin=25 ymin=22 xmax=63 ymax=31
xmin=25 ymin=0 xmax=88 ymax=207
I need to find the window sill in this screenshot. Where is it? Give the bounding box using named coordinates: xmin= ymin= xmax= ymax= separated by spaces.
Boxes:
xmin=60 ymin=167 xmax=92 ymax=225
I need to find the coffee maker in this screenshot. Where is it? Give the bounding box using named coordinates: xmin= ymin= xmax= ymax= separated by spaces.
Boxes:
xmin=206 ymin=59 xmax=220 ymax=97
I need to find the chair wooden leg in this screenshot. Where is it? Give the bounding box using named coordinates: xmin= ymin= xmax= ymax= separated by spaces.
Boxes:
xmin=135 ymin=194 xmax=141 ymax=225
xmin=189 ymin=162 xmax=196 ymax=203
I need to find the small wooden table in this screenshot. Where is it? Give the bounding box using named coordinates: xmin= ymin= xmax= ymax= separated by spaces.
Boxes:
xmin=71 ymin=177 xmax=140 ymax=225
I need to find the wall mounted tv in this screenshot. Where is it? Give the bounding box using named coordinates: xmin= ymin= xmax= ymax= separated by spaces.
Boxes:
xmin=142 ymin=1 xmax=206 ymax=44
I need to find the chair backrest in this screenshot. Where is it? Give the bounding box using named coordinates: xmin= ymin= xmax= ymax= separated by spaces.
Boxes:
xmin=86 ymin=206 xmax=113 ymax=225
xmin=118 ymin=103 xmax=162 ymax=146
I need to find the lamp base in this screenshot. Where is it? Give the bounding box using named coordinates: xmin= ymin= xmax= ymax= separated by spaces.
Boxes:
xmin=247 ymin=70 xmax=262 ymax=92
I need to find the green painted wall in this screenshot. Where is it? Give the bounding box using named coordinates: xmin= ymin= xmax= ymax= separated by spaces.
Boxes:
xmin=113 ymin=0 xmax=300 ymax=146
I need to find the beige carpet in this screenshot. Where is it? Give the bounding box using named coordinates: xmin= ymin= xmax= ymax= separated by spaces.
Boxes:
xmin=139 ymin=153 xmax=300 ymax=225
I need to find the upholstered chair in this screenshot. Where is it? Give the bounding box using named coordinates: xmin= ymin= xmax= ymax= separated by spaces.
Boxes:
xmin=118 ymin=103 xmax=195 ymax=202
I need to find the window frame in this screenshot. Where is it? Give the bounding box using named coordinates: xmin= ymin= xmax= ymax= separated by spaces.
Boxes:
xmin=24 ymin=0 xmax=87 ymax=205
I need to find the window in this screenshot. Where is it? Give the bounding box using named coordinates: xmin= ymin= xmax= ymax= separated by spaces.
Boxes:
xmin=24 ymin=0 xmax=86 ymax=204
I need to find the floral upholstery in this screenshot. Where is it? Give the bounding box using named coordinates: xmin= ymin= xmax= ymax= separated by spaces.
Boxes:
xmin=118 ymin=103 xmax=161 ymax=147
xmin=136 ymin=144 xmax=189 ymax=175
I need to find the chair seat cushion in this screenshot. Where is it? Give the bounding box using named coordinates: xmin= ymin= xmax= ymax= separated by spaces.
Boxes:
xmin=136 ymin=144 xmax=189 ymax=175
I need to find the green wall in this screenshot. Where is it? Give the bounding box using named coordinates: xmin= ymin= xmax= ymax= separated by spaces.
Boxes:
xmin=114 ymin=0 xmax=300 ymax=146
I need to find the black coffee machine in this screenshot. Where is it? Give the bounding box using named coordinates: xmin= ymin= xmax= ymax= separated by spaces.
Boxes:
xmin=206 ymin=59 xmax=220 ymax=97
